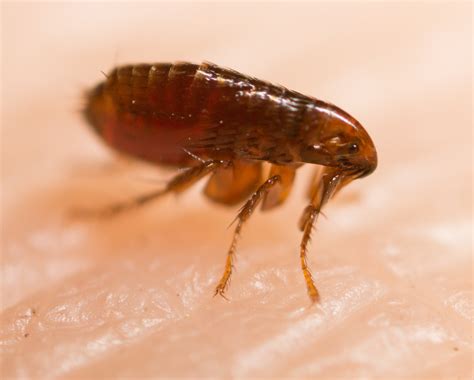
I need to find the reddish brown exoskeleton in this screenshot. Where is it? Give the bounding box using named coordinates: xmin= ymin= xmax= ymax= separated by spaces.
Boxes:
xmin=83 ymin=61 xmax=377 ymax=302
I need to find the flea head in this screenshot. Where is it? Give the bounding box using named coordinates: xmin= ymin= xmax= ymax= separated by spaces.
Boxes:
xmin=299 ymin=102 xmax=377 ymax=178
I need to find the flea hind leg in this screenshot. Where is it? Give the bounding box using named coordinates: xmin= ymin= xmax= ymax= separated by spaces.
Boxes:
xmin=81 ymin=160 xmax=224 ymax=218
xmin=214 ymin=175 xmax=281 ymax=299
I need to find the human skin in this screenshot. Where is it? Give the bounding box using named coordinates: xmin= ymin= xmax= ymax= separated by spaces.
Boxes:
xmin=1 ymin=2 xmax=472 ymax=379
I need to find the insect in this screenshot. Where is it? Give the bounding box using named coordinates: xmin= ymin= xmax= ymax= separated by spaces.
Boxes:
xmin=83 ymin=61 xmax=377 ymax=302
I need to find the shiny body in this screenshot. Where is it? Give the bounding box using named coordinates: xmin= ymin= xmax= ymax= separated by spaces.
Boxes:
xmin=84 ymin=61 xmax=377 ymax=301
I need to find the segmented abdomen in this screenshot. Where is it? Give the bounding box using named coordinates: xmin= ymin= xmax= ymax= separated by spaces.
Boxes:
xmin=85 ymin=62 xmax=316 ymax=166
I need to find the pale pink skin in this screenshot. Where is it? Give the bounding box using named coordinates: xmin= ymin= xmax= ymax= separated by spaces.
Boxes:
xmin=2 ymin=3 xmax=472 ymax=379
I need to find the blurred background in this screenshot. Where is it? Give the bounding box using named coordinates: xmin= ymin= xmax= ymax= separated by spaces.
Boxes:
xmin=2 ymin=2 xmax=472 ymax=379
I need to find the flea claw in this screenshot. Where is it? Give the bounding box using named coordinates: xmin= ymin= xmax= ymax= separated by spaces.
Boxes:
xmin=214 ymin=286 xmax=230 ymax=301
xmin=307 ymin=288 xmax=320 ymax=304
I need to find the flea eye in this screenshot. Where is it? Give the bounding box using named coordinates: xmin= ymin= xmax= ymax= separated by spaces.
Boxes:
xmin=348 ymin=143 xmax=359 ymax=154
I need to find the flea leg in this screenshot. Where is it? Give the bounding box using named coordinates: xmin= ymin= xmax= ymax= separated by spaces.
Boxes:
xmin=299 ymin=167 xmax=345 ymax=302
xmin=214 ymin=175 xmax=281 ymax=299
xmin=299 ymin=205 xmax=321 ymax=302
xmin=204 ymin=160 xmax=262 ymax=205
xmin=82 ymin=160 xmax=224 ymax=218
xmin=261 ymin=164 xmax=298 ymax=211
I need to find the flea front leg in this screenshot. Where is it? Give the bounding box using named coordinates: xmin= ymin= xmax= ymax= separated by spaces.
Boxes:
xmin=298 ymin=205 xmax=321 ymax=302
xmin=299 ymin=167 xmax=344 ymax=302
xmin=214 ymin=175 xmax=281 ymax=299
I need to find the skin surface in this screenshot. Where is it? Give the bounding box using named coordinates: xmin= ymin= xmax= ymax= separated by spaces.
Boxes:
xmin=1 ymin=2 xmax=472 ymax=379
